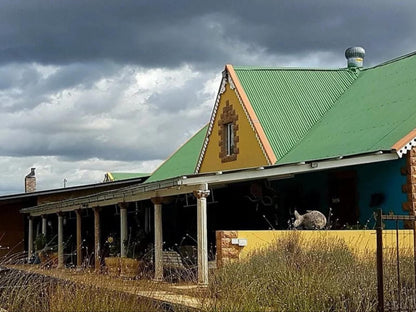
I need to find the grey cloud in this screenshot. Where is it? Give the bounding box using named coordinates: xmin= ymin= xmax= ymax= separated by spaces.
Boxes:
xmin=1 ymin=1 xmax=416 ymax=69
xmin=1 ymin=1 xmax=416 ymax=195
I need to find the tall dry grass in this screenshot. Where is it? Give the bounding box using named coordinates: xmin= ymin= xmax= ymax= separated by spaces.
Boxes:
xmin=1 ymin=233 xmax=415 ymax=312
xmin=0 ymin=249 xmax=175 ymax=312
xmin=204 ymin=233 xmax=415 ymax=312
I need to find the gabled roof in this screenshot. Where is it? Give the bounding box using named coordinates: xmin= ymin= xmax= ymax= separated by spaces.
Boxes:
xmin=146 ymin=125 xmax=208 ymax=183
xmin=232 ymin=66 xmax=359 ymax=163
xmin=146 ymin=50 xmax=416 ymax=182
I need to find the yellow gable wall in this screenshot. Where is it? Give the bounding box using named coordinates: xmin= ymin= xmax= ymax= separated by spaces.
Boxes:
xmin=199 ymin=82 xmax=268 ymax=173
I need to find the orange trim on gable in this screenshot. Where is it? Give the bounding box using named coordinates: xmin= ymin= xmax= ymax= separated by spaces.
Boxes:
xmin=226 ymin=64 xmax=277 ymax=165
xmin=392 ymin=128 xmax=416 ymax=151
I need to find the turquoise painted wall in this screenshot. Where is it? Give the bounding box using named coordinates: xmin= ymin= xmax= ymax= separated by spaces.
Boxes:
xmin=356 ymin=157 xmax=407 ymax=229
xmin=274 ymin=158 xmax=407 ymax=229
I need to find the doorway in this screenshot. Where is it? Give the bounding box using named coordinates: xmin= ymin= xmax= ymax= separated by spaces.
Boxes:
xmin=328 ymin=170 xmax=358 ymax=228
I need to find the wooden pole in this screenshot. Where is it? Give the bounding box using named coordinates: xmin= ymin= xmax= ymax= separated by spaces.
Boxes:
xmin=93 ymin=208 xmax=101 ymax=272
xmin=27 ymin=216 xmax=33 ymax=262
xmin=119 ymin=203 xmax=128 ymax=258
xmin=152 ymin=199 xmax=163 ymax=281
xmin=41 ymin=216 xmax=47 ymax=236
xmin=376 ymin=209 xmax=384 ymax=312
xmin=75 ymin=209 xmax=82 ymax=268
xmin=57 ymin=213 xmax=64 ymax=268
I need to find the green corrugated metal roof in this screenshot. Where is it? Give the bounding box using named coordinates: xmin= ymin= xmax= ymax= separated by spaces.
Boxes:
xmin=277 ymin=52 xmax=416 ymax=164
xmin=141 ymin=51 xmax=416 ymax=184
xmin=146 ymin=125 xmax=208 ymax=183
xmin=234 ymin=67 xmax=359 ymax=161
xmin=107 ymin=172 xmax=149 ymax=181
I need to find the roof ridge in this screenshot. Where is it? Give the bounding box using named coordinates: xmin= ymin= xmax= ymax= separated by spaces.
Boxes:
xmin=233 ymin=66 xmax=351 ymax=72
xmin=365 ymin=50 xmax=416 ymax=70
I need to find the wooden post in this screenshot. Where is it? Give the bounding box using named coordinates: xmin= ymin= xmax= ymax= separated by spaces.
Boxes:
xmin=152 ymin=198 xmax=163 ymax=281
xmin=376 ymin=209 xmax=384 ymax=312
xmin=194 ymin=186 xmax=210 ymax=287
xmin=119 ymin=203 xmax=128 ymax=258
xmin=57 ymin=213 xmax=64 ymax=268
xmin=75 ymin=209 xmax=82 ymax=268
xmin=93 ymin=208 xmax=101 ymax=272
xmin=27 ymin=216 xmax=33 ymax=262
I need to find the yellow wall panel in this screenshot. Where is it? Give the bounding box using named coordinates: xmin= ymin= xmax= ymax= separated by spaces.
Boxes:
xmin=235 ymin=230 xmax=414 ymax=259
xmin=199 ymin=83 xmax=268 ymax=173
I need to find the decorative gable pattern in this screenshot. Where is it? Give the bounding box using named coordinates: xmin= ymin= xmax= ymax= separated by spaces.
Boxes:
xmin=196 ymin=67 xmax=270 ymax=173
xmin=218 ymin=100 xmax=239 ymax=162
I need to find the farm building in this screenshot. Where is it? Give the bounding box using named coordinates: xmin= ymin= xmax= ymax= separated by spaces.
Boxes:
xmin=20 ymin=47 xmax=416 ymax=285
xmin=0 ymin=169 xmax=148 ymax=259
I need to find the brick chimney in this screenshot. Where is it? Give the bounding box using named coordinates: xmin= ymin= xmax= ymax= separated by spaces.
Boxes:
xmin=25 ymin=168 xmax=36 ymax=193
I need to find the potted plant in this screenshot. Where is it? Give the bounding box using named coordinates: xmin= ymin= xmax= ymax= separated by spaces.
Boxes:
xmin=34 ymin=233 xmax=47 ymax=264
xmin=104 ymin=234 xmax=121 ymax=276
xmin=119 ymin=229 xmax=148 ymax=279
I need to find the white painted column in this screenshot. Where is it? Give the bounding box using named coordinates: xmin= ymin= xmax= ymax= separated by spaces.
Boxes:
xmin=152 ymin=198 xmax=163 ymax=281
xmin=41 ymin=216 xmax=47 ymax=236
xmin=195 ymin=187 xmax=210 ymax=286
xmin=93 ymin=208 xmax=101 ymax=272
xmin=75 ymin=209 xmax=82 ymax=267
xmin=57 ymin=213 xmax=64 ymax=268
xmin=27 ymin=216 xmax=33 ymax=262
xmin=119 ymin=203 xmax=128 ymax=258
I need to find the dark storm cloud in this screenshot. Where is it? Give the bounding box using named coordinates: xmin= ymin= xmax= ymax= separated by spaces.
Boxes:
xmin=1 ymin=1 xmax=415 ymax=68
xmin=1 ymin=0 xmax=416 ymax=194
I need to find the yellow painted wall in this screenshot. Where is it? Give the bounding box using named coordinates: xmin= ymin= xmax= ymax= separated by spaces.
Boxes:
xmin=235 ymin=230 xmax=414 ymax=259
xmin=199 ymin=83 xmax=268 ymax=173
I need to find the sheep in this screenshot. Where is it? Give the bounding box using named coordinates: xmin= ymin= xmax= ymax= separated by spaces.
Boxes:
xmin=293 ymin=210 xmax=327 ymax=230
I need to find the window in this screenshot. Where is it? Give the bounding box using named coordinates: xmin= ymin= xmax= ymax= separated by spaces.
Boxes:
xmin=218 ymin=101 xmax=239 ymax=162
xmin=226 ymin=123 xmax=234 ymax=156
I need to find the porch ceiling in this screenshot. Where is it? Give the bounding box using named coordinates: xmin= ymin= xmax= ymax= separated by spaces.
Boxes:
xmin=21 ymin=150 xmax=397 ymax=217
xmin=180 ymin=151 xmax=398 ymax=186
xmin=21 ymin=179 xmax=207 ymax=217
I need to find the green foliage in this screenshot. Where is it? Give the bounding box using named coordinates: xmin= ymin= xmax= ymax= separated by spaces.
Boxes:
xmin=34 ymin=233 xmax=46 ymax=251
xmin=105 ymin=233 xmax=120 ymax=257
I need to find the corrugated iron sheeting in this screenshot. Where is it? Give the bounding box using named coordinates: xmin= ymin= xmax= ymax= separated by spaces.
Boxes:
xmin=276 ymin=53 xmax=416 ymax=164
xmin=234 ymin=67 xmax=358 ymax=162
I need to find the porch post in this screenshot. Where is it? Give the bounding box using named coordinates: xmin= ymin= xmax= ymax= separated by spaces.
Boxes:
xmin=75 ymin=209 xmax=82 ymax=267
xmin=152 ymin=198 xmax=163 ymax=281
xmin=194 ymin=185 xmax=210 ymax=286
xmin=119 ymin=203 xmax=128 ymax=258
xmin=93 ymin=207 xmax=101 ymax=272
xmin=41 ymin=215 xmax=47 ymax=236
xmin=27 ymin=216 xmax=33 ymax=262
xmin=57 ymin=213 xmax=64 ymax=268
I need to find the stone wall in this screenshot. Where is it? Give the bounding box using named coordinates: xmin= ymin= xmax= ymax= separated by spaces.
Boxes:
xmin=216 ymin=231 xmax=242 ymax=267
xmin=402 ymin=147 xmax=416 ymax=227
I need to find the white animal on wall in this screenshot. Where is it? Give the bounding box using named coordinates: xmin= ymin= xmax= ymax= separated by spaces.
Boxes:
xmin=293 ymin=210 xmax=327 ymax=230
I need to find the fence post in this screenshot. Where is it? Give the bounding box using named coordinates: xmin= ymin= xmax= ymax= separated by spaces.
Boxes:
xmin=376 ymin=209 xmax=384 ymax=312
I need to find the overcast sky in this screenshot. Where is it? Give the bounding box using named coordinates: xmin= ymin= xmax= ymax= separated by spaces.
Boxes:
xmin=1 ymin=1 xmax=415 ymax=195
